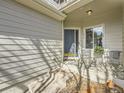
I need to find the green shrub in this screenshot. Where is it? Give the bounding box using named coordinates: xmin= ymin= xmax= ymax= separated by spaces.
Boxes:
xmin=94 ymin=46 xmax=104 ymax=56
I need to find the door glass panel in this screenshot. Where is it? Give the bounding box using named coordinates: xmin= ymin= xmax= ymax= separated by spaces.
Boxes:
xmin=64 ymin=29 xmax=78 ymax=59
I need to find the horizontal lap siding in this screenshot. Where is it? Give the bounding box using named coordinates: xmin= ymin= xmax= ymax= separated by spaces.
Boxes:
xmin=105 ymin=21 xmax=122 ymax=51
xmin=122 ymin=2 xmax=124 ymax=65
xmin=0 ymin=0 xmax=62 ymax=92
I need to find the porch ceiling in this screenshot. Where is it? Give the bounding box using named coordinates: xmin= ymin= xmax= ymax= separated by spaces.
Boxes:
xmin=64 ymin=0 xmax=122 ymax=24
xmin=61 ymin=0 xmax=94 ymax=13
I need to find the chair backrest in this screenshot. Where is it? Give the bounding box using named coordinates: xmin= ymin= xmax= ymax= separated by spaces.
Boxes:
xmin=109 ymin=51 xmax=122 ymax=64
xmin=109 ymin=51 xmax=121 ymax=59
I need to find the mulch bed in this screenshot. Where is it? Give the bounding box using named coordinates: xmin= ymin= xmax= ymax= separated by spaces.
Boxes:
xmin=59 ymin=75 xmax=106 ymax=93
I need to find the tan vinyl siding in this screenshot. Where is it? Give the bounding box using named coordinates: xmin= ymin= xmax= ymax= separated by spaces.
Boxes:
xmin=0 ymin=0 xmax=62 ymax=92
xmin=123 ymin=4 xmax=124 ymax=64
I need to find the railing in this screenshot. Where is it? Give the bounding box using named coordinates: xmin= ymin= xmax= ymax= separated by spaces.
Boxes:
xmin=82 ymin=49 xmax=122 ymax=64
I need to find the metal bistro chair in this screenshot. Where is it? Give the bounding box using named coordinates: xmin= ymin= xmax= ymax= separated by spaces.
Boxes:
xmin=109 ymin=51 xmax=122 ymax=64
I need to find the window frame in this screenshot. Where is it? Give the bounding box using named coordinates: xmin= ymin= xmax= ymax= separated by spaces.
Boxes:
xmin=83 ymin=24 xmax=105 ymax=50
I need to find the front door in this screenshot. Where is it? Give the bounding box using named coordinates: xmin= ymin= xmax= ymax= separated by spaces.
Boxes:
xmin=64 ymin=29 xmax=79 ymax=59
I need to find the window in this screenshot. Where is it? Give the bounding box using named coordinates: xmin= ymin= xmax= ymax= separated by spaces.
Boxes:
xmin=43 ymin=0 xmax=78 ymax=10
xmin=86 ymin=28 xmax=93 ymax=48
xmin=85 ymin=25 xmax=104 ymax=49
xmin=53 ymin=0 xmax=65 ymax=4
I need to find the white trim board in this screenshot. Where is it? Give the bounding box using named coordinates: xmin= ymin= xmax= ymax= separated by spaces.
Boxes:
xmin=15 ymin=0 xmax=66 ymax=21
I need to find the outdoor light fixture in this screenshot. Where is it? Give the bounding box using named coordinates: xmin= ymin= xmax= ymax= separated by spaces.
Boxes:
xmin=86 ymin=10 xmax=93 ymax=15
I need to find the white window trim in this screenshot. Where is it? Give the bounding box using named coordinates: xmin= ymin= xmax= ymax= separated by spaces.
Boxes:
xmin=64 ymin=27 xmax=81 ymax=59
xmin=83 ymin=24 xmax=105 ymax=50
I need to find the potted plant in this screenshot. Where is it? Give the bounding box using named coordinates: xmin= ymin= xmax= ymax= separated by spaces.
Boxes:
xmin=94 ymin=46 xmax=104 ymax=57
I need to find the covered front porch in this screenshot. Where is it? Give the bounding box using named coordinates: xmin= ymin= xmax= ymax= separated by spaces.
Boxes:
xmin=0 ymin=0 xmax=124 ymax=93
xmin=63 ymin=0 xmax=124 ymax=92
